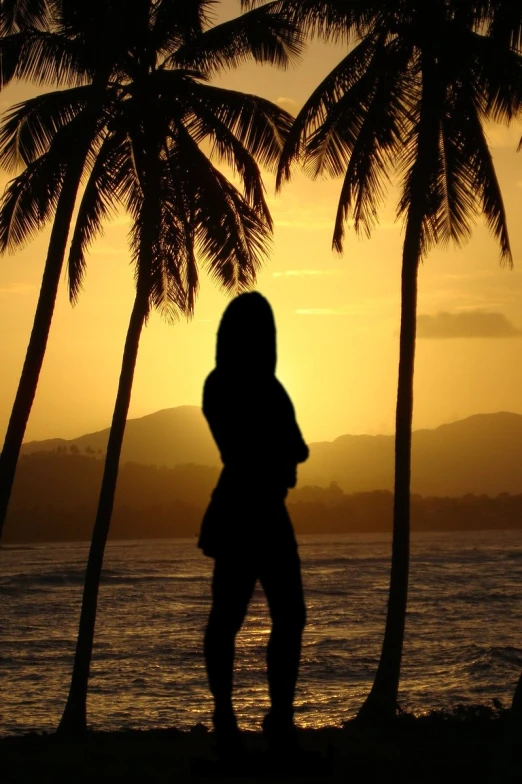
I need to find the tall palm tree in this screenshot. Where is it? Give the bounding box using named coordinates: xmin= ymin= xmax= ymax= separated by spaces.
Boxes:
xmin=51 ymin=0 xmax=300 ymax=736
xmin=0 ymin=0 xmax=147 ymax=539
xmin=268 ymin=0 xmax=522 ymax=718
xmin=482 ymin=0 xmax=522 ymax=716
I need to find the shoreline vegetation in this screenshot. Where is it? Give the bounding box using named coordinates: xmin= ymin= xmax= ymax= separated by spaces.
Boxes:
xmin=4 ymin=450 xmax=522 ymax=544
xmin=2 ymin=706 xmax=520 ymax=783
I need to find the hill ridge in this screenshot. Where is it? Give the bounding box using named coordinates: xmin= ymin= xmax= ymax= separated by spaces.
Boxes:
xmin=19 ymin=407 xmax=522 ymax=497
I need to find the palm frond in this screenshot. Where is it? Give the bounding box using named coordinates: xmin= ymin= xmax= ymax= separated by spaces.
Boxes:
xmin=488 ymin=0 xmax=522 ymax=53
xmin=172 ymin=122 xmax=270 ymax=293
xmin=397 ymin=53 xmax=446 ymax=259
xmin=161 ymin=171 xmax=198 ymax=314
xmin=0 ymin=30 xmax=88 ymax=88
xmin=242 ymin=0 xmax=377 ymax=43
xmin=276 ymin=33 xmax=381 ymax=188
xmin=67 ymin=130 xmax=132 ymax=302
xmin=129 ymin=180 xmax=187 ymax=322
xmin=0 ymin=0 xmax=51 ymax=34
xmin=304 ymin=34 xmax=402 ymax=179
xmin=465 ymin=97 xmax=512 ymax=263
xmin=0 ymin=150 xmax=64 ymax=253
xmin=325 ymin=44 xmax=413 ymax=249
xmin=431 ymin=55 xmax=513 ymax=262
xmin=466 ymin=28 xmax=522 ymax=122
xmin=197 ymin=172 xmax=269 ymax=293
xmin=181 ymin=79 xmax=291 ymax=192
xmin=150 ymin=0 xmax=208 ymax=59
xmin=0 ymin=86 xmax=91 ymax=172
xmin=171 ymin=2 xmax=304 ymax=74
xmin=151 ymin=197 xmax=189 ymax=320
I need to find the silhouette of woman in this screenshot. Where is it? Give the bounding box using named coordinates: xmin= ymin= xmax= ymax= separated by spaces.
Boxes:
xmin=199 ymin=292 xmax=308 ymax=752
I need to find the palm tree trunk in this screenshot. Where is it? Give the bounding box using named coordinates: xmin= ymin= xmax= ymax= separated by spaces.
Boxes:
xmin=0 ymin=155 xmax=85 ymax=538
xmin=0 ymin=66 xmax=111 ymax=540
xmin=358 ymin=216 xmax=421 ymax=721
xmin=358 ymin=49 xmax=439 ymax=721
xmin=512 ymin=671 xmax=522 ymax=715
xmin=57 ymin=281 xmax=149 ymax=736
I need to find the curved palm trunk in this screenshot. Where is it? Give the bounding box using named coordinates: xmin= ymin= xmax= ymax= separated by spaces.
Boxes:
xmin=358 ymin=50 xmax=438 ymax=721
xmin=358 ymin=216 xmax=421 ymax=721
xmin=512 ymin=672 xmax=522 ymax=715
xmin=0 ymin=155 xmax=86 ymax=538
xmin=0 ymin=67 xmax=111 ymax=540
xmin=58 ymin=280 xmax=149 ymax=736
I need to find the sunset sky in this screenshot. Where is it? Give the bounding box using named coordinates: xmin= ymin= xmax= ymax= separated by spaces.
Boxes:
xmin=1 ymin=0 xmax=522 ymax=445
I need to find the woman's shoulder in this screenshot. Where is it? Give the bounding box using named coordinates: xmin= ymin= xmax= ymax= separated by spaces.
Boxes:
xmin=203 ymin=369 xmax=225 ymax=410
xmin=203 ymin=369 xmax=241 ymax=413
xmin=272 ymin=377 xmax=294 ymax=411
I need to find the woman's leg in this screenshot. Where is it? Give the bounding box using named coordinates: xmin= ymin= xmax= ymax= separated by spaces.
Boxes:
xmin=259 ymin=543 xmax=306 ymax=733
xmin=204 ymin=557 xmax=257 ymax=731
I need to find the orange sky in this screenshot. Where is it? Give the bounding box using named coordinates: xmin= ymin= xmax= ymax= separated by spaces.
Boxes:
xmin=1 ymin=1 xmax=522 ymax=444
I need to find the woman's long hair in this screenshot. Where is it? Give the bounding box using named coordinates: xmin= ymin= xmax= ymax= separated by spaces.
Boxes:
xmin=216 ymin=292 xmax=276 ymax=376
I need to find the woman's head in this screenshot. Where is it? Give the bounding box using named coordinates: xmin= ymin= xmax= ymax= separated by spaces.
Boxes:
xmin=216 ymin=292 xmax=276 ymax=376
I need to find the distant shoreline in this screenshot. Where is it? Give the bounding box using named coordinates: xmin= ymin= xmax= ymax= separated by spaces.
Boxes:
xmin=4 ymin=449 xmax=522 ymax=544
xmin=2 ymin=525 xmax=522 ymax=547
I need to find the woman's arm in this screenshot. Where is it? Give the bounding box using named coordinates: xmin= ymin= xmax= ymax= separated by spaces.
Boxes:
xmin=203 ymin=371 xmax=308 ymax=471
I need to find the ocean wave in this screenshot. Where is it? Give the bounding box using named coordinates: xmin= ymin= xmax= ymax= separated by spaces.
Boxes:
xmin=1 ymin=529 xmax=521 ymax=735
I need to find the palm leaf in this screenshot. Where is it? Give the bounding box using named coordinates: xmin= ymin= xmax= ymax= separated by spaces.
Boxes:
xmin=325 ymin=41 xmax=413 ymax=248
xmin=187 ymin=81 xmax=293 ymax=174
xmin=150 ymin=0 xmax=208 ymax=58
xmin=67 ymin=130 xmax=132 ymax=302
xmin=241 ymin=0 xmax=376 ymax=43
xmin=464 ymin=94 xmax=512 ymax=263
xmin=171 ymin=1 xmax=304 ymax=74
xmin=171 ymin=123 xmax=270 ymax=292
xmin=488 ymin=0 xmax=522 ymax=53
xmin=467 ymin=27 xmax=522 ymax=122
xmin=397 ymin=52 xmax=446 ymax=259
xmin=0 ymin=150 xmax=64 ymax=252
xmin=276 ymin=33 xmax=381 ymax=188
xmin=0 ymin=30 xmax=88 ymax=88
xmin=0 ymin=86 xmax=91 ymax=171
xmin=0 ymin=0 xmax=51 ymax=34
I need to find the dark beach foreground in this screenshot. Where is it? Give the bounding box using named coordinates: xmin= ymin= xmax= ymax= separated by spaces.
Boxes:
xmin=1 ymin=708 xmax=520 ymax=783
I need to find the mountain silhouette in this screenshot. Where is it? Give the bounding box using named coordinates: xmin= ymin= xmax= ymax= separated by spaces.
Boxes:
xmin=22 ymin=406 xmax=220 ymax=468
xmin=299 ymin=411 xmax=522 ymax=496
xmin=20 ymin=408 xmax=522 ymax=497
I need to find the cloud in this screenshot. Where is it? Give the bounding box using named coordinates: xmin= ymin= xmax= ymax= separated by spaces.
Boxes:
xmin=295 ymin=308 xmax=349 ymax=316
xmin=276 ymin=96 xmax=298 ymax=114
xmin=274 ymin=218 xmax=335 ymax=230
xmin=484 ymin=121 xmax=522 ymax=149
xmin=417 ymin=310 xmax=522 ymax=339
xmin=272 ymin=269 xmax=340 ymax=278
xmin=90 ymin=243 xmax=126 ymax=256
xmin=0 ymin=283 xmax=36 ymax=295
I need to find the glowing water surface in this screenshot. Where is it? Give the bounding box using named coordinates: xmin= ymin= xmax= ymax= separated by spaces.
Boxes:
xmin=1 ymin=531 xmax=521 ymax=735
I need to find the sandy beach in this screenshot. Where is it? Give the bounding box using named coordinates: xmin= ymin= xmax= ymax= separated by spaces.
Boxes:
xmin=2 ymin=708 xmax=520 ymax=783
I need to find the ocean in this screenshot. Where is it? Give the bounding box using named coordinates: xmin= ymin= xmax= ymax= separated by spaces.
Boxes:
xmin=1 ymin=531 xmax=521 ymax=736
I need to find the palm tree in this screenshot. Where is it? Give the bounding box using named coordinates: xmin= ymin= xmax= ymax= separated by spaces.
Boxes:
xmin=0 ymin=0 xmax=147 ymax=539
xmin=53 ymin=0 xmax=300 ymax=736
xmin=269 ymin=0 xmax=521 ymax=718
xmin=482 ymin=0 xmax=522 ymax=717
